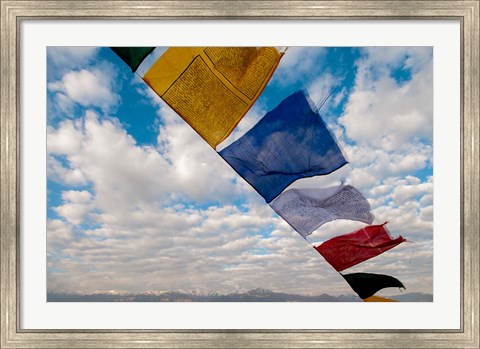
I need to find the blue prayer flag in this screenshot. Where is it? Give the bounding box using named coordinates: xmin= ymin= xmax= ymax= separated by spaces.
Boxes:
xmin=219 ymin=91 xmax=348 ymax=202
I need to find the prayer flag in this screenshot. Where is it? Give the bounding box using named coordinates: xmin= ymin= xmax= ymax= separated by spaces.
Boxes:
xmin=219 ymin=91 xmax=348 ymax=203
xmin=143 ymin=47 xmax=282 ymax=148
xmin=315 ymin=222 xmax=405 ymax=271
xmin=342 ymin=272 xmax=405 ymax=299
xmin=270 ymin=184 xmax=373 ymax=237
xmin=363 ymin=295 xmax=398 ymax=302
xmin=110 ymin=47 xmax=155 ymax=72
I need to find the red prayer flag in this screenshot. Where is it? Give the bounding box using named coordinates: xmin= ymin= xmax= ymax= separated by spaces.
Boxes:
xmin=314 ymin=223 xmax=406 ymax=272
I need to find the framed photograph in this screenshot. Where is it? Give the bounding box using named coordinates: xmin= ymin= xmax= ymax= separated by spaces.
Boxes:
xmin=1 ymin=1 xmax=478 ymax=348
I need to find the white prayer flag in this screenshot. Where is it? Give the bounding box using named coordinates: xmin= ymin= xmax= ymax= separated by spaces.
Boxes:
xmin=269 ymin=184 xmax=374 ymax=238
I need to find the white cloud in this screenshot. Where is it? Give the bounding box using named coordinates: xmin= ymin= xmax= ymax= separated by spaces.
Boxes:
xmin=420 ymin=205 xmax=433 ymax=221
xmin=47 ymin=155 xmax=88 ymax=186
xmin=50 ymin=92 xmax=76 ymax=116
xmin=48 ymin=62 xmax=120 ymax=113
xmin=271 ymin=47 xmax=327 ymax=86
xmin=47 ymin=47 xmax=99 ymax=71
xmin=339 ymin=47 xmax=433 ymax=150
xmin=155 ymin=114 xmax=241 ymax=202
xmin=48 ymin=120 xmax=83 ymax=155
xmin=47 ymin=191 xmax=433 ymax=296
xmin=307 ymin=73 xmax=343 ymax=110
xmin=391 ymin=180 xmax=433 ymax=206
xmin=47 ymin=107 xmax=247 ymax=225
xmin=335 ymin=141 xmax=432 ymax=192
xmin=54 ymin=190 xmax=93 ymax=225
xmin=47 ymin=219 xmax=74 ymax=252
xmin=369 ymin=184 xmax=394 ymax=197
xmin=61 ymin=190 xmax=92 ymax=204
xmin=54 ymin=202 xmax=90 ymax=226
xmin=420 ymin=193 xmax=433 ymax=206
xmin=372 ymin=202 xmax=433 ymax=238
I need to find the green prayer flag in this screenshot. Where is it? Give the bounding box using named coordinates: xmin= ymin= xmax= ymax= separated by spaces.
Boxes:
xmin=342 ymin=272 xmax=405 ymax=299
xmin=110 ymin=47 xmax=155 ymax=72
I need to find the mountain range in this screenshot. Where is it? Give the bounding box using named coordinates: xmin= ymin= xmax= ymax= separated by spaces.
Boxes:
xmin=47 ymin=288 xmax=432 ymax=302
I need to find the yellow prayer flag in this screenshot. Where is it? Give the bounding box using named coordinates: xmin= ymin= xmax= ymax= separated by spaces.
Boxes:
xmin=143 ymin=47 xmax=282 ymax=148
xmin=363 ymin=295 xmax=398 ymax=302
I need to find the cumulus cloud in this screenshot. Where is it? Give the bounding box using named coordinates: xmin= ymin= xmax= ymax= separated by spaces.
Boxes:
xmin=48 ymin=119 xmax=84 ymax=154
xmin=339 ymin=47 xmax=433 ymax=150
xmin=47 ymin=105 xmax=249 ymax=227
xmin=271 ymin=47 xmax=327 ymax=86
xmin=48 ymin=62 xmax=120 ymax=114
xmin=307 ymin=73 xmax=343 ymax=110
xmin=47 ymin=219 xmax=75 ymax=252
xmin=154 ymin=108 xmax=243 ymax=202
xmin=391 ymin=179 xmax=433 ymax=206
xmin=47 ymin=155 xmax=88 ymax=186
xmin=54 ymin=190 xmax=93 ymax=225
xmin=341 ymin=143 xmax=432 ymax=191
xmin=47 ymin=201 xmax=432 ymax=296
xmin=49 ymin=111 xmax=171 ymax=216
xmin=48 ymin=47 xmax=99 ymax=70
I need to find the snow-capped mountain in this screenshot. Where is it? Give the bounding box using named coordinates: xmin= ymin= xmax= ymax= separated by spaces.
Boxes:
xmin=47 ymin=288 xmax=433 ymax=302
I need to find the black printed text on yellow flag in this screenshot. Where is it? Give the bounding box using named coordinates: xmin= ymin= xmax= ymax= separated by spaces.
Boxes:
xmin=143 ymin=47 xmax=282 ymax=148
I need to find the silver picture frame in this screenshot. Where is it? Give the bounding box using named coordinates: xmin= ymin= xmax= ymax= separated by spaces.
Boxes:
xmin=1 ymin=1 xmax=479 ymax=348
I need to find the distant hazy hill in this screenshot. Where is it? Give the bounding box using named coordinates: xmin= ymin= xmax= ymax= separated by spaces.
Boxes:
xmin=390 ymin=292 xmax=433 ymax=302
xmin=47 ymin=288 xmax=432 ymax=302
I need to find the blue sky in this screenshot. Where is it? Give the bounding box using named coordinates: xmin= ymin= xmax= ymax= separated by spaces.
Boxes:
xmin=46 ymin=46 xmax=433 ymax=297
